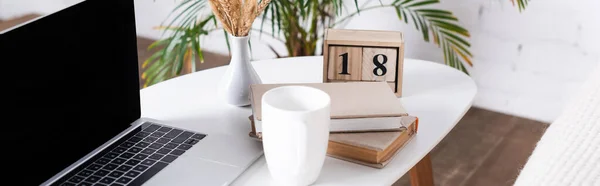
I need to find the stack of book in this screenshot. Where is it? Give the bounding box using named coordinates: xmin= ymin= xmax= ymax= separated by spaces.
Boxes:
xmin=247 ymin=82 xmax=418 ymax=168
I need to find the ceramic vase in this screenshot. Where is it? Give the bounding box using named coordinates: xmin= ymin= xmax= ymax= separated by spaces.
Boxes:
xmin=218 ymin=35 xmax=262 ymax=106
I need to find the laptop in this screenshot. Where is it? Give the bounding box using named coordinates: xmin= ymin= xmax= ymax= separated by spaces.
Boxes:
xmin=0 ymin=0 xmax=263 ymax=185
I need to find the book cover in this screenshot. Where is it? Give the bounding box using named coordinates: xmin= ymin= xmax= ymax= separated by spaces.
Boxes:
xmin=250 ymin=82 xmax=409 ymax=133
xmin=248 ymin=115 xmax=418 ymax=169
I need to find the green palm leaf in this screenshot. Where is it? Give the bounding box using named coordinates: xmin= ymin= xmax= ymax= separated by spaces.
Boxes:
xmin=393 ymin=0 xmax=473 ymax=72
xmin=142 ymin=0 xmax=213 ymax=87
xmin=513 ymin=0 xmax=529 ymax=12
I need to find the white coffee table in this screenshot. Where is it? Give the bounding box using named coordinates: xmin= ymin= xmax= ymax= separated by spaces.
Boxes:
xmin=140 ymin=56 xmax=477 ymax=186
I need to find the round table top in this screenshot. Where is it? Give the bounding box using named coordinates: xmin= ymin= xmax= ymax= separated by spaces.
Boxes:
xmin=140 ymin=56 xmax=477 ymax=186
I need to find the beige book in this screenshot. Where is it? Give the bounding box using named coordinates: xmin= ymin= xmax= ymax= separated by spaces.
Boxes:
xmin=248 ymin=115 xmax=419 ymax=168
xmin=250 ymin=82 xmax=408 ymax=133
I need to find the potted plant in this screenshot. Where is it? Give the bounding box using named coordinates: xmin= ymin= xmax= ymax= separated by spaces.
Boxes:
xmin=141 ymin=0 xmax=529 ymax=88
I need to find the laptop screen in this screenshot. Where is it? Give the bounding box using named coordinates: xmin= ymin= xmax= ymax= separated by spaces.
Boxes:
xmin=0 ymin=0 xmax=140 ymax=184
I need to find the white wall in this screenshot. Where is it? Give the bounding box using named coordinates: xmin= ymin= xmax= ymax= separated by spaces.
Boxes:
xmin=3 ymin=0 xmax=599 ymax=123
xmin=447 ymin=0 xmax=600 ymax=123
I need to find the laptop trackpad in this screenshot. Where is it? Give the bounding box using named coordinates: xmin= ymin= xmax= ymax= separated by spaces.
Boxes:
xmin=143 ymin=156 xmax=242 ymax=186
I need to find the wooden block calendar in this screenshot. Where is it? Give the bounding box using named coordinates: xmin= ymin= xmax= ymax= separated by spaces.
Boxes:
xmin=323 ymin=28 xmax=405 ymax=97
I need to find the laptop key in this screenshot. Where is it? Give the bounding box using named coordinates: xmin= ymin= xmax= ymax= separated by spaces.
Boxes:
xmin=157 ymin=126 xmax=172 ymax=133
xmin=148 ymin=143 xmax=163 ymax=149
xmin=103 ymin=163 xmax=118 ymax=171
xmin=68 ymin=176 xmax=85 ymax=183
xmin=78 ymin=182 xmax=92 ymax=186
xmin=125 ymin=170 xmax=141 ymax=178
xmin=77 ymin=170 xmax=94 ymax=177
xmin=148 ymin=154 xmax=164 ymax=160
xmin=141 ymin=159 xmax=156 ymax=166
xmin=128 ymin=147 xmax=142 ymax=153
xmin=115 ymin=177 xmax=132 ymax=184
xmin=104 ymin=152 xmax=119 ymax=159
xmin=143 ymin=124 xmax=161 ymax=132
xmin=171 ymin=137 xmax=187 ymax=144
xmin=111 ymin=147 xmax=127 ymax=154
xmin=99 ymin=177 xmax=115 ymax=184
xmin=163 ymin=129 xmax=183 ymax=139
xmin=184 ymin=138 xmax=199 ymax=145
xmin=163 ymin=143 xmax=178 ymax=149
xmin=116 ymin=165 xmax=132 ymax=172
xmin=108 ymin=171 xmax=124 ymax=178
xmin=150 ymin=132 xmax=165 ymax=138
xmin=111 ymin=158 xmax=126 ymax=165
xmin=93 ymin=184 xmax=106 ymax=186
xmin=119 ymin=152 xmax=134 ymax=159
xmin=140 ymin=148 xmax=156 ymax=155
xmin=157 ymin=148 xmax=171 ymax=155
xmin=135 ymin=142 xmax=150 ymax=148
xmin=60 ymin=182 xmax=76 ymax=186
xmin=160 ymin=155 xmax=178 ymax=163
xmin=155 ymin=138 xmax=170 ymax=144
xmin=109 ymin=183 xmax=124 ymax=186
xmin=129 ymin=137 xmax=143 ymax=143
xmin=143 ymin=136 xmax=157 ymax=143
xmin=177 ymin=144 xmax=192 ymax=150
xmin=191 ymin=133 xmax=206 ymax=140
xmin=133 ymin=154 xmax=148 ymax=160
xmin=88 ymin=164 xmax=103 ymax=171
xmin=128 ymin=162 xmax=168 ymax=186
xmin=85 ymin=175 xmax=101 ymax=183
xmin=170 ymin=149 xmax=185 ymax=156
xmin=176 ymin=132 xmax=193 ymax=141
xmin=135 ymin=132 xmax=150 ymax=137
xmin=95 ymin=158 xmax=111 ymax=165
xmin=133 ymin=164 xmax=148 ymax=172
xmin=125 ymin=159 xmax=140 ymax=166
xmin=172 ymin=132 xmax=192 ymax=143
xmin=120 ymin=142 xmax=135 ymax=148
xmin=93 ymin=169 xmax=110 ymax=177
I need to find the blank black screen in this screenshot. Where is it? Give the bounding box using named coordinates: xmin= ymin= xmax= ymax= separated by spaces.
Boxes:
xmin=0 ymin=0 xmax=140 ymax=184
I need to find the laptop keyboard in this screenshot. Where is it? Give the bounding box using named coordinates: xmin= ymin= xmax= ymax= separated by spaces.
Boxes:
xmin=58 ymin=124 xmax=206 ymax=186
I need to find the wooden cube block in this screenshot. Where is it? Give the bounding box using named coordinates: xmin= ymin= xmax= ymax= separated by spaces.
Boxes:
xmin=327 ymin=46 xmax=363 ymax=81
xmin=323 ymin=28 xmax=404 ymax=97
xmin=361 ymin=47 xmax=398 ymax=82
xmin=388 ymin=82 xmax=397 ymax=93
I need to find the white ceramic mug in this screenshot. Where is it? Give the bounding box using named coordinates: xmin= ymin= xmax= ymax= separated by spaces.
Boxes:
xmin=261 ymin=86 xmax=331 ymax=186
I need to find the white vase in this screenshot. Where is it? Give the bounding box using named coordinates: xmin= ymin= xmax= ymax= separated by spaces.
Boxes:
xmin=218 ymin=35 xmax=262 ymax=106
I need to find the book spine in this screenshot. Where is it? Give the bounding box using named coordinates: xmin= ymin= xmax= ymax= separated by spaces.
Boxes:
xmin=327 ymin=123 xmax=417 ymax=164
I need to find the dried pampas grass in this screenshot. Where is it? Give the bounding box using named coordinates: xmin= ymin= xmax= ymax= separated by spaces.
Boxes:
xmin=208 ymin=0 xmax=272 ymax=37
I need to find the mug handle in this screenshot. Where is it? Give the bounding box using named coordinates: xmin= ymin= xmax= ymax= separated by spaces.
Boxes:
xmin=293 ymin=120 xmax=308 ymax=175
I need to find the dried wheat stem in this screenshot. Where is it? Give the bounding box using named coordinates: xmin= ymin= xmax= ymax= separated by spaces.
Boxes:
xmin=241 ymin=0 xmax=257 ymax=36
xmin=208 ymin=0 xmax=271 ymax=36
xmin=255 ymin=0 xmax=272 ymax=18
xmin=208 ymin=0 xmax=233 ymax=34
xmin=219 ymin=0 xmax=240 ymax=36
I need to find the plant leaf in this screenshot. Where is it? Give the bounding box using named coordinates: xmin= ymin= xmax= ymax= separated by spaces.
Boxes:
xmin=430 ymin=20 xmax=470 ymax=37
xmin=422 ymin=13 xmax=457 ymax=21
xmin=406 ymin=0 xmax=438 ymax=8
xmin=354 ymin=0 xmax=360 ymax=13
xmin=402 ymin=9 xmax=408 ymax=24
xmin=416 ymin=9 xmax=452 ymax=14
xmin=408 ymin=10 xmax=420 ymax=30
xmin=399 ymin=0 xmax=415 ymax=6
xmin=395 ymin=6 xmax=403 ymax=20
xmin=224 ymin=30 xmax=231 ymax=54
xmin=439 ymin=29 xmax=470 ymax=48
